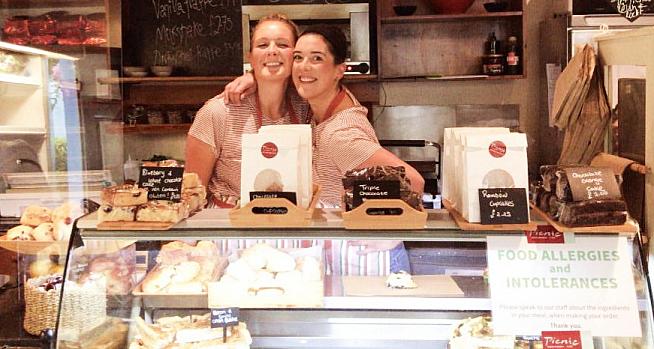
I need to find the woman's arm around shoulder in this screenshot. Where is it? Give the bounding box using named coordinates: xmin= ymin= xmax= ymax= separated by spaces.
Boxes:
xmin=184 ymin=136 xmax=216 ymax=188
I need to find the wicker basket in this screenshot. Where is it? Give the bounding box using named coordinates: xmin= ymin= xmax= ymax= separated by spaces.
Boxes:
xmin=24 ymin=275 xmax=107 ymax=336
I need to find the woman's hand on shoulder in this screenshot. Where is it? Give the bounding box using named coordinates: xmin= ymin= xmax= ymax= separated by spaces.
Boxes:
xmin=220 ymin=71 xmax=257 ymax=105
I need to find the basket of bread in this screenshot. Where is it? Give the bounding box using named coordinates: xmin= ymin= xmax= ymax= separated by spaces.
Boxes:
xmin=208 ymin=243 xmax=323 ymax=308
xmin=134 ymin=241 xmax=227 ymax=308
xmin=23 ymin=274 xmax=106 ymax=336
xmin=0 ymin=202 xmax=79 ymax=254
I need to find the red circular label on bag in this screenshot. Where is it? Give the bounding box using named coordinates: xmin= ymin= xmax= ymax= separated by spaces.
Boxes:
xmin=489 ymin=141 xmax=506 ymax=158
xmin=261 ymin=142 xmax=278 ymax=158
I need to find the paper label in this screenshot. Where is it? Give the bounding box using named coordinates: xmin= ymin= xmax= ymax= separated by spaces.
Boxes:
xmin=526 ymin=225 xmax=565 ymax=244
xmin=210 ymin=307 xmax=239 ymax=328
xmin=566 ymin=167 xmax=621 ymax=201
xmin=138 ymin=166 xmax=184 ymax=202
xmin=352 ymin=180 xmax=400 ymax=208
xmin=478 ymin=188 xmax=529 ymax=224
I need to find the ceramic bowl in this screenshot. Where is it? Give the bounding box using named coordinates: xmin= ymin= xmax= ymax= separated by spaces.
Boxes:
xmin=127 ymin=71 xmax=148 ymax=77
xmin=123 ymin=66 xmax=146 ymax=74
xmin=151 ymin=65 xmax=173 ymax=74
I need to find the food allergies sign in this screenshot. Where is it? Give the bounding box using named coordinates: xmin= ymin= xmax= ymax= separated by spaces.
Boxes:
xmin=487 ymin=235 xmax=641 ymax=337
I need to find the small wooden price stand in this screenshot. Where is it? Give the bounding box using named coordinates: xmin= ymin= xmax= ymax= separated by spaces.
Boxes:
xmin=341 ymin=199 xmax=427 ymax=230
xmin=229 ymin=186 xmax=320 ymax=228
xmin=530 ymin=203 xmax=638 ymax=234
xmin=442 ymin=199 xmax=538 ymax=231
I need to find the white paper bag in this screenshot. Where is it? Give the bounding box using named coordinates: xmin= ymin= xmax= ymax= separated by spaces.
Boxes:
xmin=240 ymin=133 xmax=301 ymax=208
xmin=461 ymin=132 xmax=529 ymax=223
xmin=259 ymin=125 xmax=312 ymax=209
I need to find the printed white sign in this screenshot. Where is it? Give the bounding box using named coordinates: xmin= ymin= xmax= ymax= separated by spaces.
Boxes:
xmin=487 ymin=235 xmax=641 ymax=337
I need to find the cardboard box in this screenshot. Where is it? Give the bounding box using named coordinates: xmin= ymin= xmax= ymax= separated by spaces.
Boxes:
xmin=461 ymin=132 xmax=529 ymax=223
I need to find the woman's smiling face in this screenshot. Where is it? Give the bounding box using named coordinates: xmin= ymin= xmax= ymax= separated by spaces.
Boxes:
xmin=249 ymin=20 xmax=295 ymax=82
xmin=292 ymin=34 xmax=344 ymax=101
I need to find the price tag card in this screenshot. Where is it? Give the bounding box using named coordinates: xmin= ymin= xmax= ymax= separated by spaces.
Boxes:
xmin=525 ymin=225 xmax=566 ymax=244
xmin=249 ymin=191 xmax=297 ymax=205
xmin=353 ymin=180 xmax=400 ymax=208
xmin=566 ymin=167 xmax=621 ymax=202
xmin=478 ymin=188 xmax=529 ymax=224
xmin=138 ymin=166 xmax=184 ymax=202
xmin=210 ymin=307 xmax=240 ymax=328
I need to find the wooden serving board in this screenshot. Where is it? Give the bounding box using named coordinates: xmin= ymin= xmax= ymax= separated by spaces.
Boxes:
xmin=443 ymin=199 xmax=537 ymax=231
xmin=342 ymin=199 xmax=427 ymax=230
xmin=529 ymin=203 xmax=637 ymax=234
xmin=342 ymin=275 xmax=464 ymax=297
xmin=96 ymin=221 xmax=176 ymax=231
xmin=0 ymin=235 xmax=68 ymax=255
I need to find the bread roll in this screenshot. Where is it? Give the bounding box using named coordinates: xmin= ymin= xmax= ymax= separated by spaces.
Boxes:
xmin=275 ymin=270 xmax=302 ymax=284
xmin=171 ymin=261 xmax=201 ymax=283
xmin=6 ymin=225 xmax=33 ymax=240
xmin=224 ymin=259 xmax=257 ymax=283
xmin=20 ymin=205 xmax=52 ymax=227
xmin=298 ymin=256 xmax=322 ymax=281
xmin=31 ymin=222 xmax=56 ymax=241
xmin=142 ymin=266 xmax=175 ymax=293
xmin=265 ymin=249 xmax=296 ymax=273
xmin=166 ymin=281 xmax=204 ymax=293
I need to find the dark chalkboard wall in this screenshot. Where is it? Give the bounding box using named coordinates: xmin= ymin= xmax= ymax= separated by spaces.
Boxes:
xmin=122 ymin=0 xmax=243 ymax=76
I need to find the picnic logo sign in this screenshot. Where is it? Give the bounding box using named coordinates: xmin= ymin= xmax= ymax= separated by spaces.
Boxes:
xmin=610 ymin=0 xmax=652 ymax=22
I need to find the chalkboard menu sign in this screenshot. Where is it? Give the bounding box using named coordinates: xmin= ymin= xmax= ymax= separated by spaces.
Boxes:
xmin=123 ymin=0 xmax=243 ymax=76
xmin=478 ymin=188 xmax=529 ymax=225
xmin=243 ymin=0 xmax=367 ymax=4
xmin=567 ymin=167 xmax=621 ymax=201
xmin=353 ymin=180 xmax=400 ymax=208
xmin=211 ymin=307 xmax=240 ymax=328
xmin=611 ymin=0 xmax=652 ymax=21
xmin=138 ymin=166 xmax=184 ymax=202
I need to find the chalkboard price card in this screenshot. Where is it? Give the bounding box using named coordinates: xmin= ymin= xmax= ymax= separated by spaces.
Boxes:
xmin=123 ymin=0 xmax=243 ymax=76
xmin=249 ymin=191 xmax=297 ymax=205
xmin=243 ymin=0 xmax=368 ymax=4
xmin=138 ymin=166 xmax=184 ymax=202
xmin=567 ymin=167 xmax=621 ymax=202
xmin=353 ymin=180 xmax=400 ymax=208
xmin=478 ymin=188 xmax=529 ymax=225
xmin=211 ymin=307 xmax=240 ymax=328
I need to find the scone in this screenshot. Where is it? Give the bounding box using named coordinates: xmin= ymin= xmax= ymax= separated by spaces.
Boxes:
xmin=6 ymin=225 xmax=33 ymax=240
xmin=20 ymin=205 xmax=52 ymax=227
xmin=101 ymin=184 xmax=148 ymax=207
xmin=97 ymin=204 xmax=137 ymax=222
xmin=31 ymin=222 xmax=56 ymax=241
xmin=136 ymin=200 xmax=189 ymax=223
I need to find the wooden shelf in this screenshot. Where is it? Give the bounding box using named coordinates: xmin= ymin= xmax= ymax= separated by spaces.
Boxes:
xmin=29 ymin=45 xmax=109 ymax=55
xmin=4 ymin=0 xmax=104 ymax=9
xmin=0 ymin=126 xmax=46 ymax=135
xmin=0 ymin=73 xmax=40 ymax=86
xmin=380 ymin=11 xmax=522 ymax=24
xmin=98 ymin=74 xmax=379 ymax=85
xmin=105 ymin=123 xmax=191 ymax=135
xmin=381 ymin=74 xmax=524 ymax=82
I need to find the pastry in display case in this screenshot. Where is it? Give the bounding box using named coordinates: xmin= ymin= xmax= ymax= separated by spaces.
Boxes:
xmin=49 ymin=210 xmax=654 ymax=349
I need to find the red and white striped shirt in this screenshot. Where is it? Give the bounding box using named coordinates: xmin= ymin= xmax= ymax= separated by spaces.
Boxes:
xmin=312 ymin=88 xmax=382 ymax=207
xmin=188 ymin=90 xmax=309 ymax=201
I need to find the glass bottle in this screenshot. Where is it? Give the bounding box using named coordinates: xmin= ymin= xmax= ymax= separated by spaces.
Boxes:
xmin=506 ymin=36 xmax=520 ymax=75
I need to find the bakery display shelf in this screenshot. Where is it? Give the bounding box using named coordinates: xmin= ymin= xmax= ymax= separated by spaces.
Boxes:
xmin=342 ymin=199 xmax=427 ymax=230
xmin=0 ymin=235 xmax=68 ymax=255
xmin=105 ymin=123 xmax=191 ymax=135
xmin=96 ymin=221 xmax=177 ymax=231
xmin=381 ymin=74 xmax=525 ymax=82
xmin=529 ymin=203 xmax=638 ymax=234
xmin=442 ymin=199 xmax=538 ymax=231
xmin=380 ymin=11 xmax=522 ymax=24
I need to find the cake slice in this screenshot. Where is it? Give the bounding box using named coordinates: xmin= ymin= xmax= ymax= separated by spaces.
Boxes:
xmin=136 ymin=200 xmax=189 ymax=223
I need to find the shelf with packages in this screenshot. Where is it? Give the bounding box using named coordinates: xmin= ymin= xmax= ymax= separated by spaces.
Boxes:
xmin=97 ymin=74 xmax=379 ymax=85
xmin=104 ymin=123 xmax=192 ymax=135
xmin=50 ymin=208 xmax=654 ymax=349
xmin=377 ymin=0 xmax=525 ymax=79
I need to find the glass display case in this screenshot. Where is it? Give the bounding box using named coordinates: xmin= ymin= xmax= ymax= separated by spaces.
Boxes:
xmin=53 ymin=209 xmax=654 ymax=349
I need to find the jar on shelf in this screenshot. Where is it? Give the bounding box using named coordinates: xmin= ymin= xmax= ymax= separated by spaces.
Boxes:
xmin=166 ymin=110 xmax=183 ymax=124
xmin=146 ymin=110 xmax=165 ymax=125
xmin=482 ymin=54 xmax=504 ymax=75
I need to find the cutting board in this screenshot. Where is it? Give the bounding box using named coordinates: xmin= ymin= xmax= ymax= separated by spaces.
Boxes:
xmin=342 ymin=275 xmax=464 ymax=297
